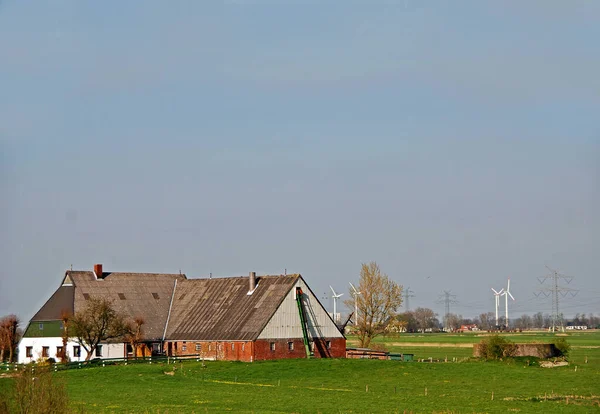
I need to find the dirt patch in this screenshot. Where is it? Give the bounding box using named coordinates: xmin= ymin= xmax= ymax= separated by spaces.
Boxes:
xmin=540 ymin=361 xmax=569 ymax=368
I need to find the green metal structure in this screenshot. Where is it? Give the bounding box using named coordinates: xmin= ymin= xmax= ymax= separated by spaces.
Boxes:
xmin=295 ymin=287 xmax=313 ymax=358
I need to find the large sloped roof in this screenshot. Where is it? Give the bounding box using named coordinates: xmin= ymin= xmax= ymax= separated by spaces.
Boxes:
xmin=166 ymin=275 xmax=300 ymax=341
xmin=69 ymin=271 xmax=185 ymax=341
xmin=31 ymin=285 xmax=74 ymax=321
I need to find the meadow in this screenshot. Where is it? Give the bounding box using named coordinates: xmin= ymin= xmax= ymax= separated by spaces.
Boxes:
xmin=1 ymin=331 xmax=599 ymax=413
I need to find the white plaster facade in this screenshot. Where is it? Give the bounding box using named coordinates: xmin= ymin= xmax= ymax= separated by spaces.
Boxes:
xmin=18 ymin=337 xmax=125 ymax=364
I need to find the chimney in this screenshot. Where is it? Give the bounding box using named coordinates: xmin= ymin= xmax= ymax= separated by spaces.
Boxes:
xmin=249 ymin=271 xmax=256 ymax=291
xmin=94 ymin=264 xmax=103 ymax=279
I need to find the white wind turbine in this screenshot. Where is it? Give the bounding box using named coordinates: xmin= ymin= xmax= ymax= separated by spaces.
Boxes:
xmin=491 ymin=287 xmax=504 ymax=327
xmin=501 ymin=278 xmax=515 ymax=327
xmin=349 ymin=282 xmax=362 ymax=326
xmin=330 ymin=286 xmax=343 ymax=324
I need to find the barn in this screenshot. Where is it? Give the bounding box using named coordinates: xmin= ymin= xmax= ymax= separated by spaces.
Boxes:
xmin=18 ymin=265 xmax=345 ymax=363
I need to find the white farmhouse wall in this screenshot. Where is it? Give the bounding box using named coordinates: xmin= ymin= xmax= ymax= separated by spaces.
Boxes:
xmin=258 ymin=278 xmax=344 ymax=340
xmin=18 ymin=337 xmax=126 ymax=364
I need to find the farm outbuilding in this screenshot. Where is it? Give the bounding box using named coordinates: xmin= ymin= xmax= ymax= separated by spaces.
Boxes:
xmin=18 ymin=265 xmax=345 ymax=363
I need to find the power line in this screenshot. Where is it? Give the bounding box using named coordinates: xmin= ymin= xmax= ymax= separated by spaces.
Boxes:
xmin=404 ymin=287 xmax=415 ymax=311
xmin=535 ymin=266 xmax=578 ymax=332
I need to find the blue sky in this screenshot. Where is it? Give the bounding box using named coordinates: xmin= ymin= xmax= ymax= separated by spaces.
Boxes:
xmin=1 ymin=1 xmax=599 ymax=322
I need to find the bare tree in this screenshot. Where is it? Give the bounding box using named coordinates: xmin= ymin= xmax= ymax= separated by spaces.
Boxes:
xmin=478 ymin=312 xmax=495 ymax=331
xmin=124 ymin=316 xmax=145 ymax=359
xmin=413 ymin=307 xmax=437 ymax=333
xmin=344 ymin=262 xmax=403 ymax=348
xmin=59 ymin=309 xmax=71 ymax=362
xmin=445 ymin=313 xmax=462 ymax=332
xmin=70 ymin=297 xmax=129 ymax=360
xmin=0 ymin=315 xmax=20 ymax=362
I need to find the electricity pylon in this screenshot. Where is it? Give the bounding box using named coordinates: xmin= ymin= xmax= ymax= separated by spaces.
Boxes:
xmin=535 ymin=266 xmax=578 ymax=332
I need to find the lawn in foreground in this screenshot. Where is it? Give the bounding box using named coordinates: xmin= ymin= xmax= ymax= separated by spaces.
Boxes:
xmin=57 ymin=355 xmax=599 ymax=413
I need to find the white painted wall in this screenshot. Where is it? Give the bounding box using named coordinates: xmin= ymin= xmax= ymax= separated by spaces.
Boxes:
xmin=258 ymin=278 xmax=344 ymax=340
xmin=18 ymin=337 xmax=126 ymax=364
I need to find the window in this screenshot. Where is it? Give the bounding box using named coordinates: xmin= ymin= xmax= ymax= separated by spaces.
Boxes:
xmin=38 ymin=323 xmax=44 ymax=330
xmin=208 ymin=345 xmax=211 ymax=351
xmin=182 ymin=344 xmax=187 ymax=351
xmin=118 ymin=293 xmax=126 ymax=300
xmin=73 ymin=346 xmax=81 ymax=357
xmin=42 ymin=347 xmax=49 ymax=358
xmin=56 ymin=346 xmax=63 ymax=357
xmin=83 ymin=293 xmax=90 ymax=300
xmin=152 ymin=293 xmax=160 ymax=299
xmin=126 ymin=344 xmax=133 ymax=355
xmin=270 ymin=342 xmax=276 ymax=351
xmin=326 ymin=341 xmax=331 ymax=349
xmin=231 ymin=343 xmax=235 ymax=351
xmin=242 ymin=343 xmax=245 ymax=351
xmin=288 ymin=342 xmax=294 ymax=351
xmin=310 ymin=342 xmax=315 ymax=351
xmin=95 ymin=345 xmax=103 ymax=357
xmin=26 ymin=346 xmax=33 ymax=358
xmin=195 ymin=343 xmax=201 ymax=351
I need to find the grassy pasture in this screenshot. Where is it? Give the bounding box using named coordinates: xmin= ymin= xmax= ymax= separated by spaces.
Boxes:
xmin=0 ymin=331 xmax=598 ymax=413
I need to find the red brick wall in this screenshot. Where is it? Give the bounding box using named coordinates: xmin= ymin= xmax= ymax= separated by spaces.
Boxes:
xmin=166 ymin=341 xmax=254 ymax=362
xmin=166 ymin=337 xmax=346 ymax=361
xmin=254 ymin=338 xmax=346 ymax=361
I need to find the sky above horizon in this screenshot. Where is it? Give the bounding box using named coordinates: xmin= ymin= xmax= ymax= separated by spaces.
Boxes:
xmin=1 ymin=1 xmax=599 ymax=323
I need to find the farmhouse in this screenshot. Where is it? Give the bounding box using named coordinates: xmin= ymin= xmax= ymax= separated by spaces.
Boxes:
xmin=18 ymin=265 xmax=345 ymax=363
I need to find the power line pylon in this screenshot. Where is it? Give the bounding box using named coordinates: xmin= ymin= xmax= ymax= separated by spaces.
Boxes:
xmin=436 ymin=290 xmax=458 ymax=331
xmin=404 ymin=287 xmax=415 ymax=312
xmin=535 ymin=266 xmax=578 ymax=332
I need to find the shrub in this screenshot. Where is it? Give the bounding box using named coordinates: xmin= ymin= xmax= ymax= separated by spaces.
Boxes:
xmin=7 ymin=366 xmax=69 ymax=413
xmin=478 ymin=335 xmax=517 ymax=360
xmin=553 ymin=337 xmax=571 ymax=357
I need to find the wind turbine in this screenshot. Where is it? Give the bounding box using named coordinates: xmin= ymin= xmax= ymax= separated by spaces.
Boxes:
xmin=349 ymin=282 xmax=361 ymax=326
xmin=501 ymin=278 xmax=515 ymax=327
xmin=491 ymin=287 xmax=504 ymax=327
xmin=330 ymin=286 xmax=343 ymax=324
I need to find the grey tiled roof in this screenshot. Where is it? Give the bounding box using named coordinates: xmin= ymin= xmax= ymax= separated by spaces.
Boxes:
xmin=70 ymin=271 xmax=185 ymax=341
xmin=30 ymin=285 xmax=74 ymax=321
xmin=166 ymin=275 xmax=299 ymax=341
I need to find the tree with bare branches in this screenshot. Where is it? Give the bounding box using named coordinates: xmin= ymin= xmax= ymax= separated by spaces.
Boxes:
xmin=0 ymin=315 xmax=20 ymax=362
xmin=344 ymin=262 xmax=403 ymax=348
xmin=59 ymin=309 xmax=71 ymax=362
xmin=125 ymin=316 xmax=145 ymax=359
xmin=413 ymin=307 xmax=438 ymax=333
xmin=70 ymin=297 xmax=129 ymax=360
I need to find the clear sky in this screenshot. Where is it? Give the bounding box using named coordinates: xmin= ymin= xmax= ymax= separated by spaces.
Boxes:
xmin=1 ymin=1 xmax=599 ymax=323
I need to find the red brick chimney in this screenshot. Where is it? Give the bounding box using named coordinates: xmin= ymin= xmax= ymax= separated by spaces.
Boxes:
xmin=94 ymin=264 xmax=103 ymax=279
xmin=249 ymin=271 xmax=256 ymax=291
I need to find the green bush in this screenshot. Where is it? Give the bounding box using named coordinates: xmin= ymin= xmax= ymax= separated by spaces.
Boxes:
xmin=478 ymin=335 xmax=517 ymax=360
xmin=553 ymin=337 xmax=571 ymax=357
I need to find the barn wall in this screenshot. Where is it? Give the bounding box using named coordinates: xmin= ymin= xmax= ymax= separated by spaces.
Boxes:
xmin=166 ymin=340 xmax=254 ymax=362
xmin=257 ymin=278 xmax=344 ymax=340
xmin=254 ymin=338 xmax=346 ymax=360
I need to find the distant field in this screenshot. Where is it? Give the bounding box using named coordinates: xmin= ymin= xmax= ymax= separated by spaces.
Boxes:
xmin=0 ymin=331 xmax=598 ymax=413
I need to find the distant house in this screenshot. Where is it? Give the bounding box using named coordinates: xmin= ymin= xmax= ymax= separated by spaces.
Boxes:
xmin=18 ymin=265 xmax=345 ymax=363
xmin=458 ymin=324 xmax=479 ymax=333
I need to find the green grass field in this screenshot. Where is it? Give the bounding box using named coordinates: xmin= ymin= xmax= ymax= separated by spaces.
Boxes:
xmin=1 ymin=331 xmax=599 ymax=413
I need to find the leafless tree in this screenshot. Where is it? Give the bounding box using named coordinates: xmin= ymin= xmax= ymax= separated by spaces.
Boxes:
xmin=70 ymin=297 xmax=129 ymax=360
xmin=413 ymin=307 xmax=437 ymax=333
xmin=344 ymin=262 xmax=403 ymax=348
xmin=0 ymin=315 xmax=20 ymax=362
xmin=124 ymin=316 xmax=145 ymax=359
xmin=59 ymin=309 xmax=71 ymax=362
